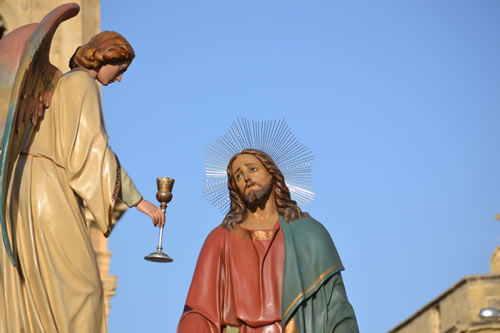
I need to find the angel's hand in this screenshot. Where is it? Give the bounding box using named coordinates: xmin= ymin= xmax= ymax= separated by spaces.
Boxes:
xmin=135 ymin=199 xmax=165 ymax=227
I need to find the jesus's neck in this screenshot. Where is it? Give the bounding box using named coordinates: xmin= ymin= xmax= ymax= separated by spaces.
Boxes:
xmin=241 ymin=193 xmax=279 ymax=230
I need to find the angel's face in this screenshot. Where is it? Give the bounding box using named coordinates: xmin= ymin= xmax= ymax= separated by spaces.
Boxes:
xmin=97 ymin=62 xmax=129 ymax=86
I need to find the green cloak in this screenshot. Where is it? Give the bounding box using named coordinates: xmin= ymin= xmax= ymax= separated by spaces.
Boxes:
xmin=281 ymin=214 xmax=359 ymax=332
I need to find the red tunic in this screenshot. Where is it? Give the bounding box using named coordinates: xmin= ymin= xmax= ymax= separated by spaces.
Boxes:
xmin=177 ymin=221 xmax=285 ymax=332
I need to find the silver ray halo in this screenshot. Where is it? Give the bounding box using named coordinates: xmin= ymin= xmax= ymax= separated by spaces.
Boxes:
xmin=203 ymin=118 xmax=315 ymax=213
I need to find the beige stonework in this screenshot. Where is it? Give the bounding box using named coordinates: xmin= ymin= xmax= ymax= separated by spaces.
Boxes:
xmin=388 ymin=275 xmax=500 ymax=333
xmin=389 ymin=217 xmax=500 ymax=333
xmin=90 ymin=225 xmax=118 ymax=317
xmin=491 ymin=246 xmax=500 ymax=274
xmin=0 ymin=0 xmax=118 ymax=317
xmin=0 ymin=0 xmax=100 ymax=72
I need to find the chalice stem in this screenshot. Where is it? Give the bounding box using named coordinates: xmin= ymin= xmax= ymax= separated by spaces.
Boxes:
xmin=156 ymin=205 xmax=167 ymax=251
xmin=156 ymin=226 xmax=164 ymax=251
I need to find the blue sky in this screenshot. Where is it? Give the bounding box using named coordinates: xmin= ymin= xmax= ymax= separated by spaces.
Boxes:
xmin=97 ymin=1 xmax=500 ymax=332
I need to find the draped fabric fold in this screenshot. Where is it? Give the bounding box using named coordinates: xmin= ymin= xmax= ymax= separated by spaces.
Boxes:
xmin=281 ymin=214 xmax=358 ymax=332
xmin=178 ymin=221 xmax=284 ymax=332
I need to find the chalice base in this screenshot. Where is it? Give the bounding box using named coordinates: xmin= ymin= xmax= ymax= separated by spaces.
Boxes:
xmin=144 ymin=251 xmax=173 ymax=263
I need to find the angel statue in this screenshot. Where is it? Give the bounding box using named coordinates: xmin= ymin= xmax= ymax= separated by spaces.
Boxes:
xmin=0 ymin=4 xmax=163 ymax=332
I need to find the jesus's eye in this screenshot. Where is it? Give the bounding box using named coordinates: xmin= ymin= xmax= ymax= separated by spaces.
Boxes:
xmin=250 ymin=167 xmax=257 ymax=172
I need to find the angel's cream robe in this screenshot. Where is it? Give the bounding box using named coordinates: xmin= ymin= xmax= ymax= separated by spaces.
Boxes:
xmin=0 ymin=70 xmax=141 ymax=333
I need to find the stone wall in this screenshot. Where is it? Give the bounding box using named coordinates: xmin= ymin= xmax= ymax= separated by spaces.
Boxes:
xmin=389 ymin=248 xmax=500 ymax=333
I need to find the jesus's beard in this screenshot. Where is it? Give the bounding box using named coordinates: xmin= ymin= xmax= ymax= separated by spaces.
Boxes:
xmin=243 ymin=181 xmax=273 ymax=208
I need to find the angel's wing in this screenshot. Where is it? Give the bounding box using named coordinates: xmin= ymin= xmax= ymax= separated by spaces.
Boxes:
xmin=0 ymin=3 xmax=80 ymax=266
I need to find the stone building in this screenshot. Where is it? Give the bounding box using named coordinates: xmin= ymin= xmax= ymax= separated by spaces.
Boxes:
xmin=0 ymin=0 xmax=117 ymax=316
xmin=389 ymin=218 xmax=500 ymax=333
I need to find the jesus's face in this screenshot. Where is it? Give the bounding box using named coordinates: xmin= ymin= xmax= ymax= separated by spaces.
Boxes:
xmin=231 ymin=154 xmax=273 ymax=207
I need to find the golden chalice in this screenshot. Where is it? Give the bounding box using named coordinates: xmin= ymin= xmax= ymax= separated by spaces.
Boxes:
xmin=144 ymin=177 xmax=174 ymax=263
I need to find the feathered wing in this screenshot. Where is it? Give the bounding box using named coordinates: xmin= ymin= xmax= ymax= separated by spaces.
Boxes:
xmin=0 ymin=3 xmax=80 ymax=266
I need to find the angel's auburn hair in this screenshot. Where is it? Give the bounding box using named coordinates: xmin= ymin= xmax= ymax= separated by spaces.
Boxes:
xmin=222 ymin=149 xmax=303 ymax=230
xmin=69 ymin=31 xmax=135 ymax=70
